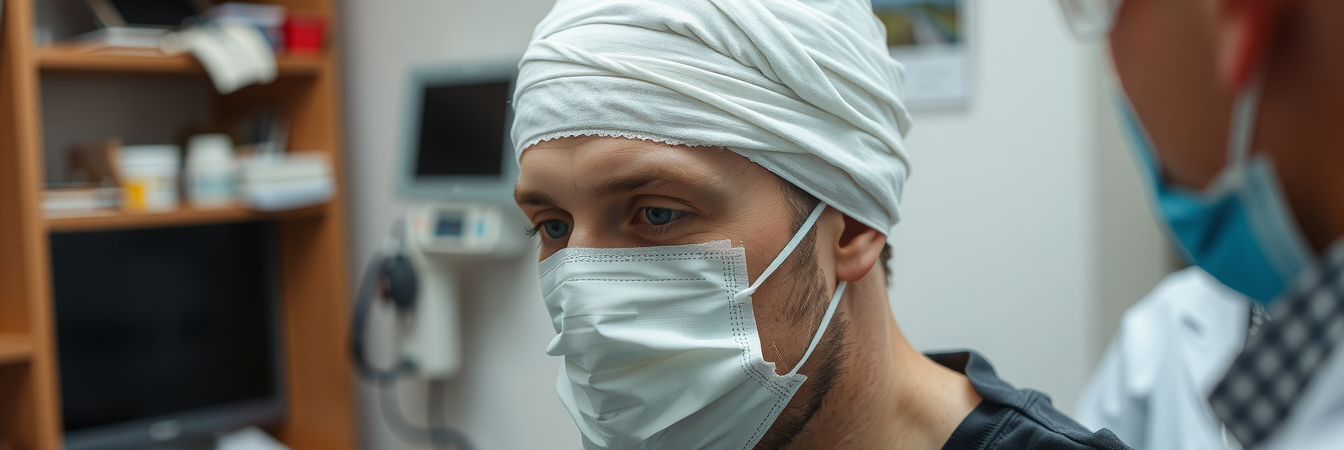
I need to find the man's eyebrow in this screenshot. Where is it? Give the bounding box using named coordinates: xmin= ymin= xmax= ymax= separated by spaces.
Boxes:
xmin=515 ymin=166 xmax=724 ymax=207
xmin=588 ymin=168 xmax=709 ymax=200
xmin=514 ymin=187 xmax=558 ymax=207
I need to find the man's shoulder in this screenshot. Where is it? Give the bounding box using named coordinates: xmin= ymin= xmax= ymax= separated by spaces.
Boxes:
xmin=945 ymin=390 xmax=1133 ymax=450
xmin=927 ymin=351 xmax=1133 ymax=450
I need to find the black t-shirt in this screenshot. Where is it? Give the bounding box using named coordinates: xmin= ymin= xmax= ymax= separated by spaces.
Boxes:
xmin=930 ymin=351 xmax=1133 ymax=450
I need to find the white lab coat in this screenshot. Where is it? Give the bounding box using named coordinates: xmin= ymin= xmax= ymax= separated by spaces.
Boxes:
xmin=1076 ymin=267 xmax=1248 ymax=450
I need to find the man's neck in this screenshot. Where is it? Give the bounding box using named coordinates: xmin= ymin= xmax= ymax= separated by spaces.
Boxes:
xmin=784 ymin=271 xmax=982 ymax=449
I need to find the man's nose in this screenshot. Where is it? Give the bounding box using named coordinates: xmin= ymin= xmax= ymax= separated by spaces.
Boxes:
xmin=565 ymin=222 xmax=625 ymax=249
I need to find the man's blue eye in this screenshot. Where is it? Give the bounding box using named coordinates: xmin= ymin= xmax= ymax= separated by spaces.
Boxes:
xmin=542 ymin=220 xmax=570 ymax=239
xmin=643 ymin=207 xmax=686 ymax=225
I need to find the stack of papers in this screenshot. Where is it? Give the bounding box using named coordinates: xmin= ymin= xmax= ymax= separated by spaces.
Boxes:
xmin=43 ymin=187 xmax=120 ymax=216
xmin=238 ymin=152 xmax=334 ymax=211
xmin=71 ymin=27 xmax=170 ymax=50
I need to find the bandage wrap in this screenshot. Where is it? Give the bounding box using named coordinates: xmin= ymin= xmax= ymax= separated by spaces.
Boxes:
xmin=512 ymin=0 xmax=913 ymax=232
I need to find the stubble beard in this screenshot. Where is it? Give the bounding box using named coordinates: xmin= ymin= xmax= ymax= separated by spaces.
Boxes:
xmin=752 ymin=229 xmax=851 ymax=450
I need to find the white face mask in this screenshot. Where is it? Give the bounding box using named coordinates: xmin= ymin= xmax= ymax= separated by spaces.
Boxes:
xmin=540 ymin=202 xmax=845 ymax=450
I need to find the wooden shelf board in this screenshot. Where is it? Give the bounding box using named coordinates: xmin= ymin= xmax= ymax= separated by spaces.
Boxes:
xmin=36 ymin=45 xmax=322 ymax=76
xmin=0 ymin=334 xmax=33 ymax=365
xmin=45 ymin=205 xmax=326 ymax=232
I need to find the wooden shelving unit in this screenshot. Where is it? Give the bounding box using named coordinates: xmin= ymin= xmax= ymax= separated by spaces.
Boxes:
xmin=36 ymin=45 xmax=324 ymax=75
xmin=0 ymin=335 xmax=33 ymax=366
xmin=0 ymin=1 xmax=356 ymax=449
xmin=45 ymin=205 xmax=326 ymax=232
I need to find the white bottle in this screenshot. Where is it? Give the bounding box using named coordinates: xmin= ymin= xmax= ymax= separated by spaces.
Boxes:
xmin=185 ymin=134 xmax=238 ymax=209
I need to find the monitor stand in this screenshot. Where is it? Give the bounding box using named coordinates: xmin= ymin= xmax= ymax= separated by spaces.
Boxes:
xmin=137 ymin=436 xmax=217 ymax=450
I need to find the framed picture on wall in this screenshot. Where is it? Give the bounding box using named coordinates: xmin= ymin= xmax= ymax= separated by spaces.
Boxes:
xmin=874 ymin=0 xmax=971 ymax=110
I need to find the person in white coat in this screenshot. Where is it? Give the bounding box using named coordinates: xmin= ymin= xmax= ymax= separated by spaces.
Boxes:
xmin=1076 ymin=267 xmax=1262 ymax=450
xmin=1055 ymin=0 xmax=1344 ymax=447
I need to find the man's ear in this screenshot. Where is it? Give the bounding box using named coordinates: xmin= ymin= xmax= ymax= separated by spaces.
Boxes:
xmin=1217 ymin=0 xmax=1293 ymax=90
xmin=834 ymin=214 xmax=885 ymax=282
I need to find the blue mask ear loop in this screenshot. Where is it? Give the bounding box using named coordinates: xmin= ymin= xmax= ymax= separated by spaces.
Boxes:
xmin=1224 ymin=70 xmax=1315 ymax=282
xmin=1226 ymin=70 xmax=1265 ymax=173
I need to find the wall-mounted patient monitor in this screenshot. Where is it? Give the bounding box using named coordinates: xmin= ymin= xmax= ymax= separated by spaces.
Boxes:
xmin=397 ymin=62 xmax=518 ymax=205
xmin=381 ymin=62 xmax=526 ymax=380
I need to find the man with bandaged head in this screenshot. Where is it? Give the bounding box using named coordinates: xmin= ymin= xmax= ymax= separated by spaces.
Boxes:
xmin=511 ymin=0 xmax=1131 ymax=448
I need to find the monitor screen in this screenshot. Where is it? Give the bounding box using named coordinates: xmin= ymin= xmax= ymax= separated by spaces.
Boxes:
xmin=51 ymin=222 xmax=282 ymax=447
xmin=106 ymin=0 xmax=201 ymax=28
xmin=413 ymin=80 xmax=511 ymax=178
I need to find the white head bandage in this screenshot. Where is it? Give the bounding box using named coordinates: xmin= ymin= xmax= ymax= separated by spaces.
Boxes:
xmin=512 ymin=0 xmax=913 ymax=232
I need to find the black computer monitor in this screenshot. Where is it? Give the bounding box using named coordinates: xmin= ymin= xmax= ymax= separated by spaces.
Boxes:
xmin=396 ymin=61 xmax=518 ymax=204
xmin=50 ymin=222 xmax=285 ymax=450
xmin=86 ymin=0 xmax=204 ymax=28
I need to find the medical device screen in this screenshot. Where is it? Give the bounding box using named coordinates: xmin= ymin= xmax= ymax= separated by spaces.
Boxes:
xmin=435 ymin=213 xmax=465 ymax=237
xmin=413 ymin=80 xmax=511 ymax=178
xmin=50 ymin=222 xmax=281 ymax=433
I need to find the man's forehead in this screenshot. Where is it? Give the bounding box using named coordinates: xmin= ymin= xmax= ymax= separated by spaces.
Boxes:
xmin=514 ymin=137 xmax=763 ymax=205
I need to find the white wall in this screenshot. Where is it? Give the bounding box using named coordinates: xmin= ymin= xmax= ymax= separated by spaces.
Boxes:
xmin=886 ymin=0 xmax=1170 ymax=412
xmin=339 ymin=0 xmax=1172 ymax=448
xmin=339 ymin=1 xmax=581 ymax=449
xmin=1089 ymin=51 xmax=1180 ymax=368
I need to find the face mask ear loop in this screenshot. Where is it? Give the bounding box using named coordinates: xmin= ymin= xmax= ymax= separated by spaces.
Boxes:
xmin=788 ymin=280 xmax=847 ymax=376
xmin=1114 ymin=92 xmax=1164 ymax=177
xmin=737 ymin=202 xmax=829 ymax=299
xmin=1228 ymin=68 xmax=1267 ymax=167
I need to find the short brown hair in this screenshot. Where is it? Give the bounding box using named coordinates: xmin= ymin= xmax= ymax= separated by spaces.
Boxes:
xmin=780 ymin=182 xmax=892 ymax=282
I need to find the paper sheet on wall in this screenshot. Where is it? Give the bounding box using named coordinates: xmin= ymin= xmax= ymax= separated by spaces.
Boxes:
xmin=874 ymin=0 xmax=970 ymax=110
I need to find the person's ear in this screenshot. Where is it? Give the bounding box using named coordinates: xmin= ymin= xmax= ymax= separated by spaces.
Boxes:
xmin=1217 ymin=0 xmax=1293 ymax=90
xmin=834 ymin=213 xmax=885 ymax=282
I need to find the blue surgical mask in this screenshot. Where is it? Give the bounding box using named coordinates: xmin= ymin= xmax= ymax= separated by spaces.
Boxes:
xmin=1118 ymin=80 xmax=1314 ymax=304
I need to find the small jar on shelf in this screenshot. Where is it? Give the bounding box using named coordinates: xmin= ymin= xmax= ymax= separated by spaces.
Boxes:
xmin=116 ymin=145 xmax=181 ymax=212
